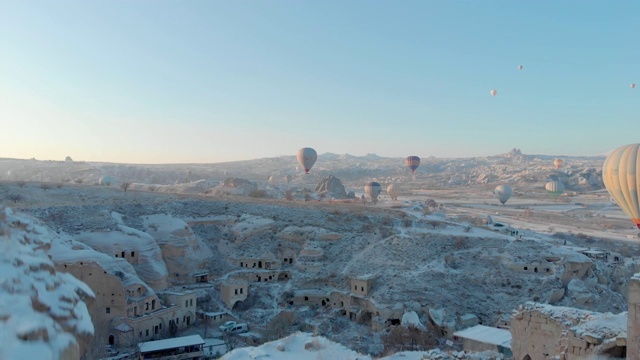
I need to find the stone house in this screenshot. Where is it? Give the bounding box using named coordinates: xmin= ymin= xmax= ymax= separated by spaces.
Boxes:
xmin=230 ymin=270 xmax=291 ymax=283
xmin=233 ymin=254 xmax=281 ymax=270
xmin=350 ymin=274 xmax=377 ymax=297
xmin=510 ymin=302 xmax=627 ymax=359
xmin=53 ymin=253 xmax=197 ymax=350
xmin=220 ymin=279 xmax=249 ymax=309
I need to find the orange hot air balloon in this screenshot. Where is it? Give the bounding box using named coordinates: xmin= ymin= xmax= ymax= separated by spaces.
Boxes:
xmin=553 ymin=158 xmax=564 ymax=169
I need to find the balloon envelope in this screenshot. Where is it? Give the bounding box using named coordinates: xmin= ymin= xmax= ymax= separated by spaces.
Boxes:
xmin=554 ymin=158 xmax=564 ymax=169
xmin=364 ymin=181 xmax=382 ymax=200
xmin=545 ymin=181 xmax=565 ymax=194
xmin=296 ymin=147 xmax=317 ymax=174
xmin=518 ymin=65 xmax=523 ymax=70
xmin=602 ymin=143 xmax=640 ymax=229
xmin=405 ymin=156 xmax=421 ymax=174
xmin=387 ymin=183 xmax=401 ymax=200
xmin=494 ymin=185 xmax=513 ymax=205
xmin=490 ymin=89 xmax=497 ymax=96
xmin=632 ymin=83 xmax=636 ymax=89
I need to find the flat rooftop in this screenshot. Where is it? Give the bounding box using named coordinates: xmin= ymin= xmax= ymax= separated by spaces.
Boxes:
xmin=138 ymin=334 xmax=204 ymax=353
xmin=453 ymin=325 xmax=511 ymax=348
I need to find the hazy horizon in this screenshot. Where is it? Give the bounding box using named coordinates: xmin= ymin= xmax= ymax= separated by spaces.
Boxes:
xmin=1 ymin=1 xmax=638 ymax=164
xmin=0 ymin=147 xmax=608 ymax=166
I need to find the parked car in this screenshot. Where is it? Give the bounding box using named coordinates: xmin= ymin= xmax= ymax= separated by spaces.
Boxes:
xmin=219 ymin=321 xmax=237 ymax=332
xmin=226 ymin=323 xmax=249 ymax=334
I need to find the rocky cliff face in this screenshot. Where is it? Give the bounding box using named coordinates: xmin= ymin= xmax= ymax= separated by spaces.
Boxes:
xmin=314 ymin=175 xmax=347 ymax=198
xmin=0 ymin=208 xmax=95 ymax=360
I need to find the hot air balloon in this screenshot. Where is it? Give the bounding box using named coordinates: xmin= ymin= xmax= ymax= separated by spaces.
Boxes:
xmin=518 ymin=65 xmax=523 ymax=70
xmin=494 ymin=184 xmax=513 ymax=205
xmin=545 ymin=181 xmax=565 ymax=195
xmin=490 ymin=89 xmax=497 ymax=97
xmin=554 ymin=158 xmax=564 ymax=169
xmin=296 ymin=147 xmax=317 ymax=174
xmin=405 ymin=156 xmax=420 ymax=174
xmin=602 ymin=143 xmax=640 ymax=229
xmin=364 ymin=182 xmax=382 ymax=202
xmin=387 ymin=183 xmax=401 ymax=201
xmin=632 ymin=83 xmax=636 ymax=89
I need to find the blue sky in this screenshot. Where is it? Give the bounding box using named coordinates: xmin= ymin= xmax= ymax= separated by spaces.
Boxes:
xmin=1 ymin=1 xmax=638 ymax=163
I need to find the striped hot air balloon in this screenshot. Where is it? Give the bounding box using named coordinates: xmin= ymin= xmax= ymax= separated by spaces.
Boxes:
xmin=603 ymin=144 xmax=640 ymax=229
xmin=405 ymin=156 xmax=421 ymax=174
xmin=364 ymin=182 xmax=382 ymax=201
xmin=545 ymin=181 xmax=565 ymax=195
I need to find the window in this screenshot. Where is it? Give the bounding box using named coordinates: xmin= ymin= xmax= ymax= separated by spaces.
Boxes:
xmin=146 ymin=329 xmax=149 ymax=336
xmin=159 ymin=323 xmax=162 ymax=329
xmin=131 ymin=251 xmax=135 ymax=257
xmin=145 ymin=302 xmax=149 ymax=310
xmin=524 ymin=266 xmax=528 ymax=271
xmin=139 ymin=331 xmax=142 ymax=338
xmin=190 ymin=299 xmax=193 ymax=306
xmin=304 ymin=296 xmax=309 ymax=301
xmin=152 ymin=299 xmax=156 ymax=310
xmin=361 ymin=287 xmax=364 ymax=291
xmin=240 ymin=288 xmax=243 ymax=294
xmin=106 ymin=307 xmax=111 ymax=314
xmin=185 ymin=300 xmax=188 ymax=307
xmin=121 ymin=251 xmax=125 ymax=258
xmin=234 ymin=289 xmax=238 ymax=295
xmin=354 ymin=285 xmax=357 ymax=290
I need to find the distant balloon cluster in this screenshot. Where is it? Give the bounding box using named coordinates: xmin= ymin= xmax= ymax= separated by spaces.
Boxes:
xmin=489 ymin=65 xmax=635 ymax=96
xmin=295 ymin=144 xmax=640 ymax=232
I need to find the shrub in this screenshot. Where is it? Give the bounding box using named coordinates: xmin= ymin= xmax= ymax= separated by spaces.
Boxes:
xmin=249 ymin=190 xmax=267 ymax=198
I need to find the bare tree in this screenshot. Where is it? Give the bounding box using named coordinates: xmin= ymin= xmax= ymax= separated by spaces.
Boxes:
xmin=16 ymin=181 xmax=26 ymax=188
xmin=7 ymin=194 xmax=24 ymax=204
xmin=120 ymin=182 xmax=131 ymax=192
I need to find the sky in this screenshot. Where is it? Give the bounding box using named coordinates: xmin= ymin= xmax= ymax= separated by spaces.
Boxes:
xmin=0 ymin=1 xmax=638 ymax=164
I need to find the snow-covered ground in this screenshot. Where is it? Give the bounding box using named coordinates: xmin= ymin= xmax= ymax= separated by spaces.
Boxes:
xmin=1 ymin=149 xmax=637 ymax=359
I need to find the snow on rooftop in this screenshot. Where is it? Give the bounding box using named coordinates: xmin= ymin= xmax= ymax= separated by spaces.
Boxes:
xmin=138 ymin=334 xmax=204 ymax=353
xmin=0 ymin=208 xmax=95 ymax=360
xmin=50 ymin=238 xmax=155 ymax=293
xmin=453 ymin=325 xmax=512 ymax=348
xmin=73 ymin=225 xmax=169 ymax=290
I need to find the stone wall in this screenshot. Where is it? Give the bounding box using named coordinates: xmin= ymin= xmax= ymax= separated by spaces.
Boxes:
xmin=510 ymin=308 xmax=568 ymax=360
xmin=629 ymin=275 xmax=640 ymax=360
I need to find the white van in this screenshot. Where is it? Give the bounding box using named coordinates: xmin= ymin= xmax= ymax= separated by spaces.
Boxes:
xmin=226 ymin=323 xmax=249 ymax=334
